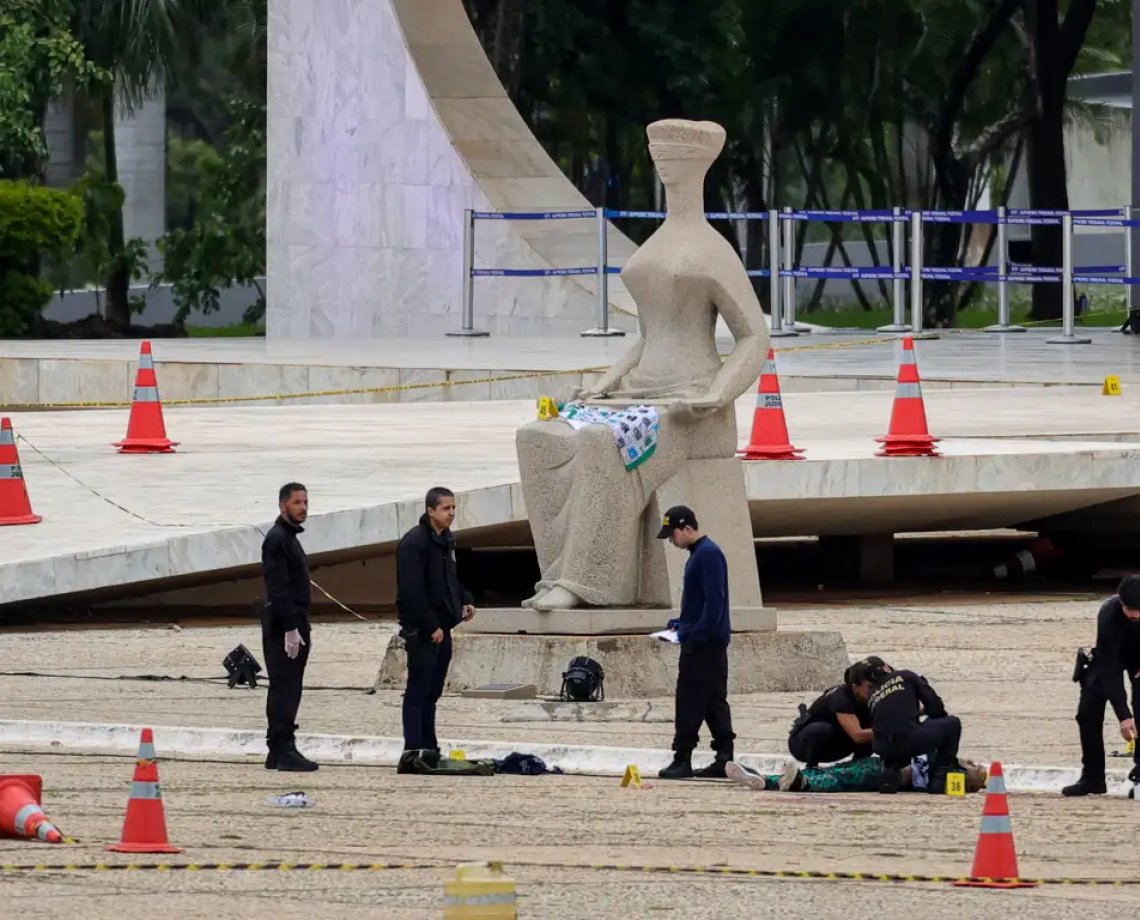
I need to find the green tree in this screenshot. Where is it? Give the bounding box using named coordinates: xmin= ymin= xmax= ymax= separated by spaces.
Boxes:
xmin=0 ymin=0 xmax=102 ymax=180
xmin=68 ymin=0 xmax=205 ymax=327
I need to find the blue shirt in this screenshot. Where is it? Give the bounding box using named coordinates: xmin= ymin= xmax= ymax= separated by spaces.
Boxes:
xmin=677 ymin=536 xmax=731 ymax=646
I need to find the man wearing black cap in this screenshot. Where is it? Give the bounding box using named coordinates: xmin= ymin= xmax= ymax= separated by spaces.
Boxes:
xmin=655 ymin=505 xmax=736 ymax=779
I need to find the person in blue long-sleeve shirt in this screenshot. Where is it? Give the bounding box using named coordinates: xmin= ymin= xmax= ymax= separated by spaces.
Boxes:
xmin=655 ymin=505 xmax=736 ymax=779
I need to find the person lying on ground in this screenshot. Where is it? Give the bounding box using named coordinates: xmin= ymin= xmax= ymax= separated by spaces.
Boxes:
xmin=786 ymin=659 xmax=879 ymax=767
xmin=725 ymin=755 xmax=987 ymax=794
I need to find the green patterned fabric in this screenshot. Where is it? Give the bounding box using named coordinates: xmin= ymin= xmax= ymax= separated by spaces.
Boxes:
xmin=558 ymin=403 xmax=660 ymax=471
xmin=763 ymin=755 xmax=884 ymax=792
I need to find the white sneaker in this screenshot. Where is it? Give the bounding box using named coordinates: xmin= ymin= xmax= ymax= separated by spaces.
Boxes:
xmin=725 ymin=761 xmax=768 ymax=791
xmin=778 ymin=761 xmax=806 ymax=792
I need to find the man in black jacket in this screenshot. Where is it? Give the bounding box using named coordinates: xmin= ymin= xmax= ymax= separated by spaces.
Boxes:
xmin=866 ymin=662 xmax=960 ymax=794
xmin=396 ymin=487 xmax=475 ymax=763
xmin=1064 ymin=576 xmax=1140 ymax=796
xmin=260 ymin=482 xmax=318 ymax=772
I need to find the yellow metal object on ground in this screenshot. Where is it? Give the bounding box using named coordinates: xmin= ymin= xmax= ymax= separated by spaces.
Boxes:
xmin=443 ymin=861 xmax=517 ymax=919
xmin=1103 ymin=375 xmax=1122 ymax=396
xmin=944 ymin=771 xmax=966 ymax=797
xmin=536 ymin=396 xmax=560 ymax=420
xmin=621 ymin=765 xmax=642 ymax=788
xmin=449 ymin=749 xmax=467 ymax=761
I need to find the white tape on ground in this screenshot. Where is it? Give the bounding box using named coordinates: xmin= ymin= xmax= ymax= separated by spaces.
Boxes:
xmin=0 ymin=718 xmax=1130 ymax=796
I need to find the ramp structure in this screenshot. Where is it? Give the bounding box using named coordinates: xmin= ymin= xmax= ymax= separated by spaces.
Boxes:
xmin=267 ymin=0 xmax=638 ymax=338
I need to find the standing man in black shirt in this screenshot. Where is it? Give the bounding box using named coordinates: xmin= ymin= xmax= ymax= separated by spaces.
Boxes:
xmin=866 ymin=662 xmax=960 ymax=793
xmin=261 ymin=482 xmax=318 ymax=772
xmin=396 ymin=487 xmax=475 ymax=765
xmin=1063 ymin=576 xmax=1140 ymax=796
xmin=788 ymin=662 xmax=874 ymax=767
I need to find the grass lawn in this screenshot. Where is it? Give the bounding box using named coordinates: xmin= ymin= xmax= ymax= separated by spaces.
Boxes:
xmin=185 ymin=323 xmax=265 ymax=337
xmin=803 ymin=298 xmax=1130 ymax=330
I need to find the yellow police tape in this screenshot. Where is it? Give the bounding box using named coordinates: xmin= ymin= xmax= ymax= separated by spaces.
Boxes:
xmin=0 ymin=860 xmax=1135 ymax=885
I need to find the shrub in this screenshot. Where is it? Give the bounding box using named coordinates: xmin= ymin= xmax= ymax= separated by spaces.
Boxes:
xmin=0 ymin=179 xmax=83 ymax=334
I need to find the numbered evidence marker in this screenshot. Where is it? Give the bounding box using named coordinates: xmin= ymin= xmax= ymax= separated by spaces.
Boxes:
xmin=449 ymin=749 xmax=467 ymax=761
xmin=1103 ymin=375 xmax=1122 ymax=396
xmin=944 ymin=771 xmax=966 ymax=797
xmin=620 ymin=764 xmax=642 ymax=788
xmin=536 ymin=396 xmax=560 ymax=419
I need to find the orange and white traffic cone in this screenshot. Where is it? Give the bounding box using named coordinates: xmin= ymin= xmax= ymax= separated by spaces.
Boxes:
xmin=874 ymin=336 xmax=940 ymax=457
xmin=113 ymin=341 xmax=178 ymax=453
xmin=0 ymin=417 xmax=41 ymax=525
xmin=739 ymin=349 xmax=804 ymax=460
xmin=106 ymin=728 xmax=182 ymax=853
xmin=953 ymin=762 xmax=1037 ymax=889
xmin=0 ymin=775 xmax=63 ymax=843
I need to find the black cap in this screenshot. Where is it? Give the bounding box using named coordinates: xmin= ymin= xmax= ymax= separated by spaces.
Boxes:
xmin=656 ymin=505 xmax=698 ymax=539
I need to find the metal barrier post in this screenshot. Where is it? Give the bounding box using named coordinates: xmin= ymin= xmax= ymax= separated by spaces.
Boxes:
xmin=985 ymin=205 xmax=1025 ymax=333
xmin=1047 ymin=212 xmax=1091 ymax=344
xmin=581 ymin=206 xmax=626 ymax=337
xmin=767 ymin=209 xmax=786 ymax=336
xmin=1127 ymin=205 xmax=1134 ymax=318
xmin=878 ymin=206 xmax=911 ymax=333
xmin=771 ymin=208 xmax=798 ymax=337
xmin=910 ymin=211 xmax=924 ymax=334
xmin=446 ymin=208 xmax=490 ymax=337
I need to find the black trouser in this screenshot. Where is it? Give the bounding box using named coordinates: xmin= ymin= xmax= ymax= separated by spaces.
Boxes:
xmin=789 ymin=721 xmax=873 ymax=766
xmin=877 ymin=715 xmax=961 ymax=770
xmin=672 ymin=642 xmax=735 ymax=761
xmin=262 ymin=617 xmax=311 ymax=751
xmin=1076 ymin=673 xmax=1140 ymax=780
xmin=402 ymin=631 xmax=453 ymax=752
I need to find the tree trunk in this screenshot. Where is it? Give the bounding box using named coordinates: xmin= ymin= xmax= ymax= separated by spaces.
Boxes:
xmin=102 ymin=89 xmax=131 ymax=328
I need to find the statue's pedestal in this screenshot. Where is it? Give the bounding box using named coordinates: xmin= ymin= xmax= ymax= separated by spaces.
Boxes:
xmin=462 ymin=606 xmax=775 ymax=636
xmin=376 ymin=609 xmax=849 ymax=697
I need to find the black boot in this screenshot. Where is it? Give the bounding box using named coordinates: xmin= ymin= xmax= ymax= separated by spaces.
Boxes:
xmin=1062 ymin=776 xmax=1107 ymax=796
xmin=659 ymin=755 xmax=694 ymax=780
xmin=265 ymin=749 xmax=279 ymax=770
xmin=878 ymin=765 xmax=902 ymax=794
xmin=694 ymin=760 xmax=729 ymax=779
xmin=276 ymin=742 xmax=318 ymax=772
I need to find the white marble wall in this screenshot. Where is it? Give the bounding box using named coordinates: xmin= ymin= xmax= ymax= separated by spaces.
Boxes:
xmin=267 ymin=0 xmax=620 ymax=339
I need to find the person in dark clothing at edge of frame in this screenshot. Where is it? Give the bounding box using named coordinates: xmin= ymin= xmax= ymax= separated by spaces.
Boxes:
xmin=787 ymin=662 xmax=875 ymax=767
xmin=1063 ymin=575 xmax=1140 ymax=796
xmin=260 ymin=482 xmax=318 ymax=772
xmin=865 ymin=658 xmax=961 ymax=794
xmin=655 ymin=505 xmax=737 ymax=780
xmin=395 ymin=486 xmax=476 ymax=773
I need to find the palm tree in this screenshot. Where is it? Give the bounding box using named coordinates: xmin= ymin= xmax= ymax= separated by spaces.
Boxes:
xmin=70 ymin=0 xmax=205 ymax=327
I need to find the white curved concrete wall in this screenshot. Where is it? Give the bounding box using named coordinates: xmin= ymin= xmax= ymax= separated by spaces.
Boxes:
xmin=266 ymin=0 xmax=638 ymax=338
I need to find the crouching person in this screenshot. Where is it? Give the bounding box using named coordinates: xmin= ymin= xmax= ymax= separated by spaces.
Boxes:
xmin=787 ymin=661 xmax=875 ymax=767
xmin=866 ymin=661 xmax=962 ymax=794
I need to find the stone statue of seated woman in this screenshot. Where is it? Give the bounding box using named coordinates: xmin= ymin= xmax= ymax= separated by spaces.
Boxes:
xmin=516 ymin=118 xmax=769 ymax=612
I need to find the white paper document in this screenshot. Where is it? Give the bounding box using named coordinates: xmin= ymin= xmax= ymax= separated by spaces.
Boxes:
xmin=649 ymin=628 xmax=680 ymax=644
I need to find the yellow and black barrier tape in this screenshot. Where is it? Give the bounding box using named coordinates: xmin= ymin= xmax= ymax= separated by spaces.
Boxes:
xmin=0 ymin=859 xmax=1137 ymax=885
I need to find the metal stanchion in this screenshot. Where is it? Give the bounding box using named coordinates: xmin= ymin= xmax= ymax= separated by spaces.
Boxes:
xmin=1047 ymin=212 xmax=1092 ymax=344
xmin=446 ymin=209 xmax=490 ymax=337
xmin=910 ymin=211 xmax=924 ymax=335
xmin=1126 ymin=205 xmax=1134 ymax=319
xmin=581 ymin=206 xmax=626 ymax=337
xmin=767 ymin=209 xmax=785 ymax=336
xmin=985 ymin=205 xmax=1025 ymax=333
xmin=878 ymin=206 xmax=911 ymax=333
xmin=770 ymin=208 xmax=798 ymax=337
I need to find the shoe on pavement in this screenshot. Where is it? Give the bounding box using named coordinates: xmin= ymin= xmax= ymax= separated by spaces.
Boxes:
xmin=725 ymin=762 xmax=769 ymax=791
xmin=659 ymin=757 xmax=694 ymax=780
xmin=778 ymin=762 xmax=805 ymax=792
xmin=878 ymin=765 xmax=902 ymax=794
xmin=265 ymin=750 xmax=278 ymax=770
xmin=694 ymin=760 xmax=729 ymax=779
xmin=275 ymin=748 xmax=319 ymax=772
xmin=1062 ymin=777 xmax=1107 ymax=796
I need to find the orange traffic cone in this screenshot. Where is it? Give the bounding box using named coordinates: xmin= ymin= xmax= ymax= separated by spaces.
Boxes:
xmin=875 ymin=336 xmax=940 ymax=457
xmin=113 ymin=341 xmax=178 ymax=453
xmin=0 ymin=417 xmax=41 ymax=525
xmin=739 ymin=349 xmax=804 ymax=460
xmin=106 ymin=728 xmax=182 ymax=853
xmin=0 ymin=775 xmax=63 ymax=843
xmin=953 ymin=762 xmax=1037 ymax=889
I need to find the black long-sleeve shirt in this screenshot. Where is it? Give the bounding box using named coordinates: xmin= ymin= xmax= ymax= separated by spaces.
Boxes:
xmin=677 ymin=536 xmax=731 ymax=646
xmin=396 ymin=515 xmax=473 ymax=635
xmin=261 ymin=516 xmax=310 ymax=632
xmin=867 ymin=669 xmax=947 ymax=745
xmin=1091 ymin=596 xmax=1140 ymax=721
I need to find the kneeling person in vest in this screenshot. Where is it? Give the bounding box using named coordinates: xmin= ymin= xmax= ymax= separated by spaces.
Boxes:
xmin=788 ymin=662 xmax=874 ymax=767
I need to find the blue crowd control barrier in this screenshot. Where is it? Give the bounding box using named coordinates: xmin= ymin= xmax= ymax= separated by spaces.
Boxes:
xmin=788 ymin=209 xmax=901 ymax=223
xmin=605 ymin=209 xmax=769 ymax=220
xmin=472 ymin=209 xmax=596 ymax=221
xmin=782 ymin=266 xmax=906 ymax=281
